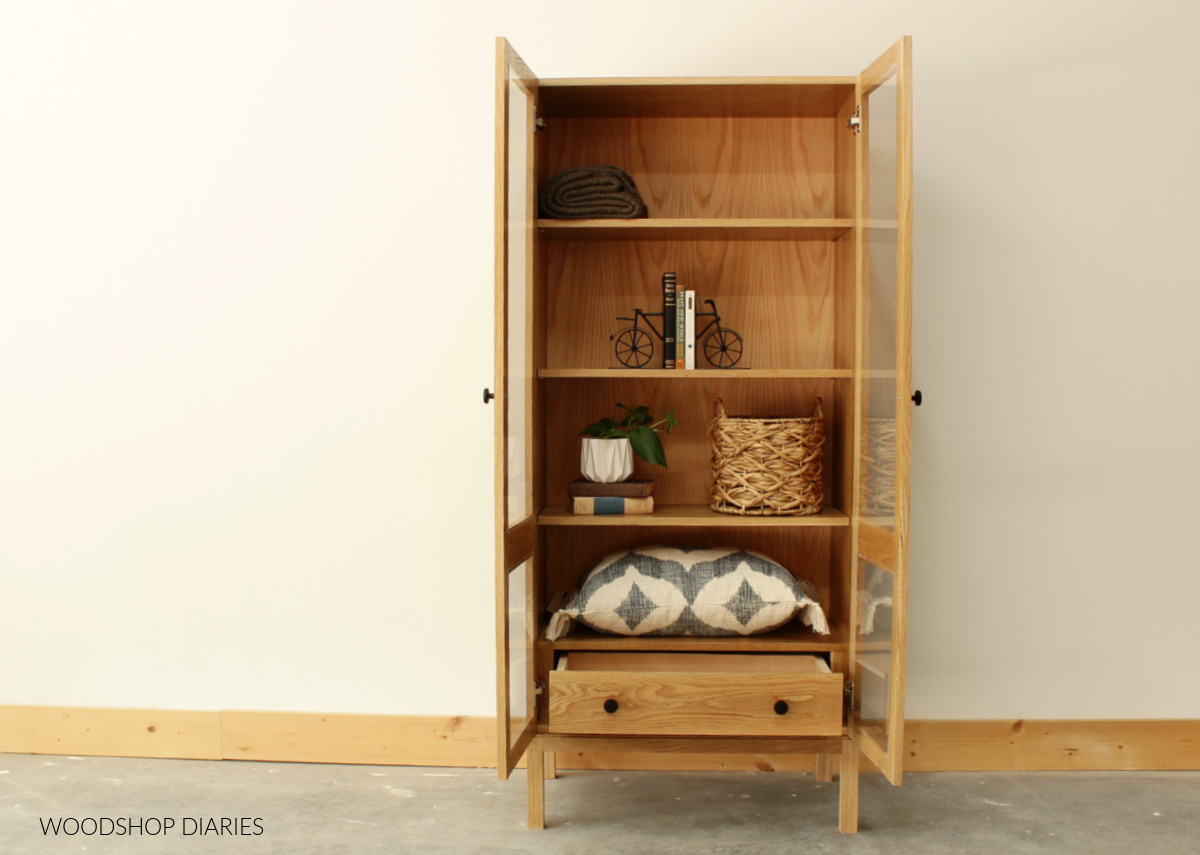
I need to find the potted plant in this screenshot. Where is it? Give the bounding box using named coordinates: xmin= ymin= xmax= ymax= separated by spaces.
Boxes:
xmin=579 ymin=404 xmax=678 ymax=483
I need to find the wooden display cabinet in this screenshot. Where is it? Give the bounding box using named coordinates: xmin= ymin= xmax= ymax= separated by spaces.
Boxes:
xmin=492 ymin=36 xmax=914 ymax=833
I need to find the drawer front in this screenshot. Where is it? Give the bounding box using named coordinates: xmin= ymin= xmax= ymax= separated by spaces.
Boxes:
xmin=548 ymin=670 xmax=843 ymax=737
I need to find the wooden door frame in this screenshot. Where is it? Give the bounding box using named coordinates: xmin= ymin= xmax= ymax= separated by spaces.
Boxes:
xmin=848 ymin=35 xmax=913 ymax=786
xmin=494 ymin=36 xmax=540 ymax=780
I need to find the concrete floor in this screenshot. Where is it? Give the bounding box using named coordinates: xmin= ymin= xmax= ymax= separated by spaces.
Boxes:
xmin=1 ymin=754 xmax=1197 ymax=854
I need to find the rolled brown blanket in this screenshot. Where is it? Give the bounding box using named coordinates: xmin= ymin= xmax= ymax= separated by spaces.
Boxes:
xmin=538 ymin=165 xmax=648 ymax=219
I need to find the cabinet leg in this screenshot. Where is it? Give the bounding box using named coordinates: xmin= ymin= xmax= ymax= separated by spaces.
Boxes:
xmin=839 ymin=741 xmax=859 ymax=834
xmin=544 ymin=750 xmax=557 ymax=780
xmin=527 ymin=738 xmax=545 ymax=830
xmin=815 ymin=753 xmax=834 ymax=783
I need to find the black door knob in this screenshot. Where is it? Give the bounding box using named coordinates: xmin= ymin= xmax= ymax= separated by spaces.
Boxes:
xmin=912 ymin=390 xmax=922 ymax=406
xmin=483 ymin=388 xmax=495 ymax=404
xmin=603 ymin=699 xmax=619 ymax=714
xmin=774 ymin=700 xmax=789 ymax=715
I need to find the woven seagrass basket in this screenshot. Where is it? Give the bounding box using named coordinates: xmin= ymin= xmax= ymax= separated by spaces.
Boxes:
xmin=709 ymin=397 xmax=825 ymax=516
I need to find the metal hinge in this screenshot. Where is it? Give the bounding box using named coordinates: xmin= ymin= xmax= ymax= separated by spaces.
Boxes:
xmin=846 ymin=105 xmax=861 ymax=134
xmin=534 ymin=108 xmax=546 ymax=133
xmin=534 ymin=680 xmax=546 ymax=695
xmin=844 ymin=680 xmax=856 ymax=710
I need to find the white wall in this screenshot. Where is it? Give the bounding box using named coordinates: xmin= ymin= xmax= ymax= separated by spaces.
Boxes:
xmin=2 ymin=1 xmax=1199 ymax=720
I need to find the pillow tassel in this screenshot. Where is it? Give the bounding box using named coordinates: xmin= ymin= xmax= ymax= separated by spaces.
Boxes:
xmin=794 ymin=577 xmax=830 ymax=635
xmin=798 ymin=601 xmax=830 ymax=636
xmin=546 ymin=591 xmax=581 ymax=641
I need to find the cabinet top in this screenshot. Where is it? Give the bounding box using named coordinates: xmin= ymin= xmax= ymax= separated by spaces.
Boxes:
xmin=538 ymin=78 xmax=856 ymax=118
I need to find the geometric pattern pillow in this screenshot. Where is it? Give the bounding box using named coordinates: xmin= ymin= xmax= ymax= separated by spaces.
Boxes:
xmin=546 ymin=545 xmax=829 ymax=640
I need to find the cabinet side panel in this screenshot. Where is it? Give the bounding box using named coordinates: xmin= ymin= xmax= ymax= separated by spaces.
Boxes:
xmin=834 ymin=91 xmax=858 ymax=220
xmin=546 ymin=117 xmax=837 ymax=218
xmin=831 ymin=232 xmax=857 ymax=521
xmin=828 ymin=375 xmax=855 ymax=630
xmin=546 ymin=241 xmax=838 ymax=371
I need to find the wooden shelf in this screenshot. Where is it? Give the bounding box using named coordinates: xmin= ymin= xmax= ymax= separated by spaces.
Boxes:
xmin=538 ymin=218 xmax=852 ymax=241
xmin=539 ymin=504 xmax=849 ymax=527
xmin=540 ymin=368 xmax=851 ymax=380
xmin=540 ymin=622 xmax=847 ymax=654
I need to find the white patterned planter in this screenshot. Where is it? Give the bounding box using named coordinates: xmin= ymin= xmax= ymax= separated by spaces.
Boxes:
xmin=580 ymin=437 xmax=633 ymax=483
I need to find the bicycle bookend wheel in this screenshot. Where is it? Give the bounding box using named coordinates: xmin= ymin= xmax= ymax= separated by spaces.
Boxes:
xmin=614 ymin=327 xmax=654 ymax=368
xmin=703 ymin=327 xmax=743 ymax=368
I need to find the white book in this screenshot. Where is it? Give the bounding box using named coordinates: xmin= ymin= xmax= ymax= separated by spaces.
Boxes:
xmin=684 ymin=290 xmax=696 ymax=369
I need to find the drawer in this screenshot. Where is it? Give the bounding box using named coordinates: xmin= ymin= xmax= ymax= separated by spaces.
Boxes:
xmin=548 ymin=652 xmax=843 ymax=737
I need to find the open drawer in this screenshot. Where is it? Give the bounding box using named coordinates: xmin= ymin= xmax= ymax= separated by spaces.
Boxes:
xmin=548 ymin=652 xmax=843 ymax=737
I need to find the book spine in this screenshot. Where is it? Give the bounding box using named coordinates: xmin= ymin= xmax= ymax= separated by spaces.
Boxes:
xmin=571 ymin=496 xmax=655 ymax=515
xmin=684 ymin=290 xmax=696 ymax=370
xmin=676 ymin=282 xmax=686 ymax=369
xmin=662 ymin=272 xmax=677 ymax=369
xmin=568 ymin=479 xmax=655 ymax=498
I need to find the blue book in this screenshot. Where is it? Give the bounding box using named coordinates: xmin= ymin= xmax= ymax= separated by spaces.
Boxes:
xmin=571 ymin=496 xmax=654 ymax=515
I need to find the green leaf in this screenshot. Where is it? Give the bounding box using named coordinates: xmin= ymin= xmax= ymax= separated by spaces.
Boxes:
xmin=652 ymin=410 xmax=678 ymax=434
xmin=579 ymin=417 xmax=618 ymax=437
xmin=630 ymin=425 xmax=667 ymax=467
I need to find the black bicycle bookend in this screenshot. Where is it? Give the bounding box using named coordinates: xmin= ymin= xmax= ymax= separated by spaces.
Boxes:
xmin=611 ymin=299 xmax=743 ymax=369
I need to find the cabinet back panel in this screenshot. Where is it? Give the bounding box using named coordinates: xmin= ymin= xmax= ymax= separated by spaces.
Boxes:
xmin=545 ymin=527 xmax=833 ymax=613
xmin=546 ymin=117 xmax=837 ymax=219
xmin=546 ymin=240 xmax=839 ymax=371
xmin=545 ymin=378 xmax=840 ymax=507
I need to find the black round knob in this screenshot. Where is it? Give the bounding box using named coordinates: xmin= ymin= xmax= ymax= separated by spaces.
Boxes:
xmin=774 ymin=700 xmax=789 ymax=715
xmin=603 ymin=699 xmax=619 ymax=714
xmin=912 ymin=390 xmax=923 ymax=406
xmin=483 ymin=388 xmax=495 ymax=404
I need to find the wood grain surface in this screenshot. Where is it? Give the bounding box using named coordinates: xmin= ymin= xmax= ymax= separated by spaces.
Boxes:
xmin=543 ymin=524 xmax=839 ymax=621
xmin=562 ymin=652 xmax=831 ymax=674
xmin=546 ymin=117 xmax=838 ymax=218
xmin=541 ymin=622 xmax=846 ymax=654
xmin=538 ymin=79 xmax=855 ymax=118
xmin=548 ymin=670 xmax=842 ymax=737
xmin=539 ymin=219 xmax=851 ymax=241
xmin=0 ymin=706 xmax=221 ymax=760
xmin=5 ymin=706 xmax=1197 ymax=772
xmin=546 ymin=239 xmax=845 ymax=371
xmin=539 ymin=503 xmax=848 ymax=527
xmin=544 ymin=378 xmax=842 ymax=508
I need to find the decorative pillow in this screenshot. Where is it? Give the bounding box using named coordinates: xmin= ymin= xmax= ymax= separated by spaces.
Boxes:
xmin=546 ymin=546 xmax=829 ymax=640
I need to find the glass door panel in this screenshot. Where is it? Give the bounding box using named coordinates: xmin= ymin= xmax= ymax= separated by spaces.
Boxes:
xmin=855 ymin=558 xmax=894 ymax=751
xmin=494 ymin=38 xmax=539 ymax=780
xmin=506 ymin=69 xmax=533 ymax=526
xmin=507 ymin=561 xmax=534 ymax=749
xmin=862 ymin=72 xmax=898 ymax=531
xmin=850 ymin=37 xmax=912 ymax=787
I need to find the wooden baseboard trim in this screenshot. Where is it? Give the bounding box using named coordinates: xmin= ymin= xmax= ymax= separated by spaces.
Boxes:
xmin=2 ymin=707 xmax=1198 ymax=772
xmin=0 ymin=706 xmax=222 ymax=760
xmin=904 ymin=719 xmax=1200 ymax=772
xmin=221 ymin=711 xmax=495 ymax=767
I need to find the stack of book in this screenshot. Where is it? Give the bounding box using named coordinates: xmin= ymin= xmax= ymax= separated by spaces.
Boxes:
xmin=568 ymin=479 xmax=655 ymax=515
xmin=662 ymin=271 xmax=697 ymax=370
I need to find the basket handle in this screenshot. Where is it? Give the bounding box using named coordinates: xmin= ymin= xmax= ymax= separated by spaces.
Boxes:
xmin=714 ymin=397 xmax=822 ymax=418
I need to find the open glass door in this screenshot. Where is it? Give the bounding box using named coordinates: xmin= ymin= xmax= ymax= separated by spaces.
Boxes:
xmin=494 ymin=37 xmax=539 ymax=780
xmin=849 ymin=37 xmax=913 ymax=786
